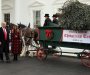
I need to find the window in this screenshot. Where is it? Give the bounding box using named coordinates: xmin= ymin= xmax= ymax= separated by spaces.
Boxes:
xmin=4 ymin=13 xmax=10 ymax=25
xmin=33 ymin=10 xmax=41 ymax=27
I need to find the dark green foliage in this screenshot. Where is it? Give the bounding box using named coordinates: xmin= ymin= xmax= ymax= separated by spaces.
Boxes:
xmin=58 ymin=0 xmax=90 ymax=30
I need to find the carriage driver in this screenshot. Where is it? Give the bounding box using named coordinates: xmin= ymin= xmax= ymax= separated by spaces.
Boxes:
xmin=43 ymin=14 xmax=51 ymax=26
xmin=52 ymin=14 xmax=59 ymax=25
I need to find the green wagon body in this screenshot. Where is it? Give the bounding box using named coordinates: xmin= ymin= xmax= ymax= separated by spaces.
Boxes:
xmin=38 ymin=26 xmax=90 ymax=50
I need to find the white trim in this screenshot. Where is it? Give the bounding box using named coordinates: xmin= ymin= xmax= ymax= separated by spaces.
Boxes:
xmin=29 ymin=1 xmax=44 ymax=7
xmin=2 ymin=5 xmax=13 ymax=10
xmin=53 ymin=0 xmax=65 ymax=5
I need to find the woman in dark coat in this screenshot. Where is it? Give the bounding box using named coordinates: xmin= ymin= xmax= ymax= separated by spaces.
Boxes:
xmin=11 ymin=25 xmax=22 ymax=61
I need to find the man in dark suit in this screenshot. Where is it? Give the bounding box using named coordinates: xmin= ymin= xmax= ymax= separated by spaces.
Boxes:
xmin=44 ymin=14 xmax=51 ymax=26
xmin=0 ymin=22 xmax=10 ymax=63
xmin=52 ymin=14 xmax=59 ymax=25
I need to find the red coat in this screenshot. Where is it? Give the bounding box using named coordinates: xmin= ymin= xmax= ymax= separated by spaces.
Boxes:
xmin=11 ymin=30 xmax=22 ymax=54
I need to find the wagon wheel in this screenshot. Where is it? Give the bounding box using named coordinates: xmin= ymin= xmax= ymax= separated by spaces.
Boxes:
xmin=52 ymin=47 xmax=62 ymax=58
xmin=81 ymin=49 xmax=90 ymax=67
xmin=37 ymin=48 xmax=47 ymax=60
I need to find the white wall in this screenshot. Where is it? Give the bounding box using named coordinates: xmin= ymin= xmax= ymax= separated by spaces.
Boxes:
xmin=14 ymin=0 xmax=21 ymax=24
xmin=15 ymin=0 xmax=90 ymax=27
xmin=0 ymin=0 xmax=2 ymax=27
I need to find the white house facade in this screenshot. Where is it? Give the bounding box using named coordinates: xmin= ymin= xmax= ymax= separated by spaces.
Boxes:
xmin=2 ymin=0 xmax=90 ymax=28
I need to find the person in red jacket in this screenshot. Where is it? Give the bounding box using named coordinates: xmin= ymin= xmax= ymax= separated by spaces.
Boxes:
xmin=11 ymin=25 xmax=22 ymax=61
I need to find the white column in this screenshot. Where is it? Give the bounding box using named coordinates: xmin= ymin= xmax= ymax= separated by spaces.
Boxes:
xmin=0 ymin=0 xmax=2 ymax=27
xmin=14 ymin=0 xmax=20 ymax=24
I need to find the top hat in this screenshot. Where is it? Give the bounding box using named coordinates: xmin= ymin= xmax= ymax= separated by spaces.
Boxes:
xmin=44 ymin=14 xmax=49 ymax=17
xmin=52 ymin=14 xmax=57 ymax=17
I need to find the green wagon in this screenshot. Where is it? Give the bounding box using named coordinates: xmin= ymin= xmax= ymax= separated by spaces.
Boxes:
xmin=36 ymin=25 xmax=90 ymax=68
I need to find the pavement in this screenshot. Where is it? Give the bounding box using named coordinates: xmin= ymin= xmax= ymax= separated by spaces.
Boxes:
xmin=0 ymin=56 xmax=90 ymax=75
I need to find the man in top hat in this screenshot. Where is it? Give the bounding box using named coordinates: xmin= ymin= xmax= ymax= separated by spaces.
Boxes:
xmin=44 ymin=14 xmax=51 ymax=26
xmin=52 ymin=14 xmax=59 ymax=49
xmin=52 ymin=14 xmax=59 ymax=25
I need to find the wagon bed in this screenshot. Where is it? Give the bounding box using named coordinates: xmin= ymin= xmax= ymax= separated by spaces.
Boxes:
xmin=36 ymin=26 xmax=90 ymax=67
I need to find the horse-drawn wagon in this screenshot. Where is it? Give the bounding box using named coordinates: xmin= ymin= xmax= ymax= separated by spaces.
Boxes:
xmin=19 ymin=0 xmax=90 ymax=68
xmin=36 ymin=25 xmax=90 ymax=68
